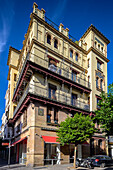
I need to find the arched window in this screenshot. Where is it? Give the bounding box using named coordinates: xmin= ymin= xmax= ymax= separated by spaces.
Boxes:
xmin=54 ymin=39 xmax=58 ymax=49
xmin=96 ymin=77 xmax=99 ymax=89
xmin=98 ymin=44 xmax=100 ymax=50
xmin=70 ymin=49 xmax=73 ymax=58
xmin=101 ymin=47 xmax=103 ymax=52
xmin=95 ymin=41 xmax=97 ymax=48
xmin=100 ymin=79 xmax=103 ymax=90
xmin=47 ymin=34 xmax=51 ymax=45
xmin=75 ymin=53 xmax=78 ymax=62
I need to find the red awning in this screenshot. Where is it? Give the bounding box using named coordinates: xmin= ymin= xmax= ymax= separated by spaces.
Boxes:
xmin=11 ymin=137 xmax=27 ymax=146
xmin=42 ymin=136 xmax=59 ymax=144
xmin=2 ymin=143 xmax=9 ymax=146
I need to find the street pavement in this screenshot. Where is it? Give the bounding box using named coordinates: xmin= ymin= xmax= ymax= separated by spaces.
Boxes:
xmin=0 ymin=161 xmax=113 ymax=170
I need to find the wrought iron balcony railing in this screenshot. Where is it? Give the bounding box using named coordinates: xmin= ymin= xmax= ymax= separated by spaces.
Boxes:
xmin=13 ymin=83 xmax=90 ymax=116
xmin=29 ymin=53 xmax=90 ymax=88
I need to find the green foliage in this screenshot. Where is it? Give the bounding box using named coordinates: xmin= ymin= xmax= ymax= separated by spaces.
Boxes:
xmin=75 ymin=41 xmax=79 ymax=45
xmin=95 ymin=83 xmax=113 ymax=136
xmin=57 ymin=113 xmax=96 ymax=146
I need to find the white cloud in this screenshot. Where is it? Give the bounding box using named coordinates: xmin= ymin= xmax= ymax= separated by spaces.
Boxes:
xmin=0 ymin=19 xmax=9 ymax=53
xmin=51 ymin=0 xmax=68 ymax=22
xmin=0 ymin=1 xmax=15 ymax=53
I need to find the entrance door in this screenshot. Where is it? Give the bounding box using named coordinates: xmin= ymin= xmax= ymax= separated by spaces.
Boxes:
xmin=19 ymin=143 xmax=22 ymax=163
xmin=44 ymin=143 xmax=60 ymax=165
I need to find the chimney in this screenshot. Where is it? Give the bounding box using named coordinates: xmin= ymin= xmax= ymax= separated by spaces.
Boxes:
xmin=41 ymin=8 xmax=46 ymax=20
xmin=59 ymin=23 xmax=64 ymax=33
xmin=33 ymin=2 xmax=38 ymax=13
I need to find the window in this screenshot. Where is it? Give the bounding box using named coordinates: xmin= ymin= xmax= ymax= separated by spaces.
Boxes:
xmin=16 ymin=124 xmax=20 ymax=133
xmin=75 ymin=53 xmax=78 ymax=62
xmin=13 ymin=106 xmax=16 ymax=113
xmin=49 ymin=84 xmax=56 ymax=100
xmin=48 ymin=59 xmax=57 ymax=72
xmin=97 ymin=98 xmax=100 ymax=109
xmin=94 ymin=41 xmax=97 ymax=48
xmin=54 ymin=108 xmax=58 ymax=124
xmin=88 ymin=76 xmax=90 ymax=87
xmin=70 ymin=49 xmax=73 ymax=58
xmin=101 ymin=47 xmax=103 ymax=52
xmin=47 ymin=107 xmax=52 ymax=123
xmin=71 ymin=93 xmax=77 ymax=106
xmin=88 ymin=97 xmax=90 ymax=105
xmin=98 ymin=44 xmax=100 ymax=50
xmin=72 ymin=71 xmax=77 ymax=82
xmin=14 ymin=74 xmax=17 ymax=81
xmin=97 ymin=61 xmax=101 ymax=71
xmin=96 ymin=77 xmax=99 ymax=89
xmin=47 ymin=34 xmax=51 ymax=44
xmin=54 ymin=39 xmax=58 ymax=49
xmin=100 ymin=79 xmax=103 ymax=90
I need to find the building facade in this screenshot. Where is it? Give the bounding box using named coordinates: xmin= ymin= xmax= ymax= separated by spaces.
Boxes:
xmin=3 ymin=2 xmax=110 ymax=166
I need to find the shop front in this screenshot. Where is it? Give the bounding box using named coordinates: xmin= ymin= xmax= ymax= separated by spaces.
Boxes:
xmin=42 ymin=136 xmax=60 ymax=165
xmin=11 ymin=137 xmax=27 ymax=164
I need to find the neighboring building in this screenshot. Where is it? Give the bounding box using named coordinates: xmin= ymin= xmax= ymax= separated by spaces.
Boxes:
xmin=1 ymin=113 xmax=7 ymax=139
xmin=3 ymin=2 xmax=110 ymax=166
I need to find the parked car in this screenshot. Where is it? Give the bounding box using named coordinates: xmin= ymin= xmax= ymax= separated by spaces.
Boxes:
xmin=85 ymin=155 xmax=113 ymax=168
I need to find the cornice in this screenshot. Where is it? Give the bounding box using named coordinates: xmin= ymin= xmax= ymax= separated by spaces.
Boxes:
xmin=87 ymin=47 xmax=109 ymax=63
xmin=17 ymin=16 xmax=33 ymax=68
xmin=31 ymin=13 xmax=87 ymax=54
xmin=81 ymin=24 xmax=110 ymax=45
xmin=32 ymin=38 xmax=88 ymax=73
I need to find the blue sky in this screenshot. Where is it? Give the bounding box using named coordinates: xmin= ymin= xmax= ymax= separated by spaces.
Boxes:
xmin=0 ymin=0 xmax=113 ymax=125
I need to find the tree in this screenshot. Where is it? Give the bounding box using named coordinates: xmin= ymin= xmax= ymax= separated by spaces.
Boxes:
xmin=95 ymin=83 xmax=113 ymax=136
xmin=57 ymin=113 xmax=96 ymax=168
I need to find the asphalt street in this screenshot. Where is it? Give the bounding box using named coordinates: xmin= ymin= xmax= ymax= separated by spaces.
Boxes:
xmin=0 ymin=159 xmax=113 ymax=170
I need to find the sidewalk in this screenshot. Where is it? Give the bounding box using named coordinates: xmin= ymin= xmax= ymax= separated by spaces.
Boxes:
xmin=1 ymin=163 xmax=113 ymax=170
xmin=0 ymin=163 xmax=87 ymax=170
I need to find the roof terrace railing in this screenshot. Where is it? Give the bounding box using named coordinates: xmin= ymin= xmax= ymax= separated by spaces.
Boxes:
xmin=45 ymin=16 xmax=79 ymax=44
xmin=45 ymin=16 xmax=59 ymax=31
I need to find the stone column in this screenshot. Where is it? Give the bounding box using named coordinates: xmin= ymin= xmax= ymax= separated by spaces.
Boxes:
xmin=26 ymin=103 xmax=36 ymax=167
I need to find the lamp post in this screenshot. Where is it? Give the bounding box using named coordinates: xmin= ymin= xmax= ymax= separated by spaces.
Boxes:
xmin=8 ymin=138 xmax=11 ymax=167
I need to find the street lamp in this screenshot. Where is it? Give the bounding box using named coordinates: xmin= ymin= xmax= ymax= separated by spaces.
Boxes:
xmin=8 ymin=138 xmax=11 ymax=167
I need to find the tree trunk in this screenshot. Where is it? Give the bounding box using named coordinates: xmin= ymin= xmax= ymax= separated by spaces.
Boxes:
xmin=73 ymin=145 xmax=77 ymax=168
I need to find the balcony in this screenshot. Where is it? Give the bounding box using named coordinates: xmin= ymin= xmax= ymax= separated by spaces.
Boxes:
xmin=13 ymin=83 xmax=90 ymax=117
xmin=13 ymin=52 xmax=90 ymax=103
xmin=29 ymin=54 xmax=90 ymax=88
